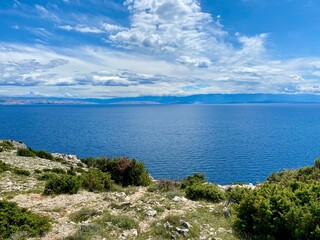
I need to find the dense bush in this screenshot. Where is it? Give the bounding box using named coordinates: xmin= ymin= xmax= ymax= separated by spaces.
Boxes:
xmin=13 ymin=168 xmax=31 ymax=176
xmin=181 ymin=173 xmax=206 ymax=189
xmin=17 ymin=148 xmax=36 ymax=157
xmin=0 ymin=200 xmax=51 ymax=239
xmin=43 ymin=174 xmax=81 ymax=195
xmin=185 ymin=183 xmax=225 ymax=202
xmin=0 ymin=140 xmax=15 ymax=151
xmin=0 ymin=160 xmax=11 ymax=173
xmin=234 ymin=159 xmax=320 ymax=240
xmin=83 ymin=157 xmax=151 ymax=187
xmin=226 ymin=187 xmax=251 ymax=204
xmin=234 ymin=181 xmax=320 ymax=240
xmin=36 ymin=150 xmax=54 ymax=160
xmin=81 ymin=168 xmax=114 ymax=192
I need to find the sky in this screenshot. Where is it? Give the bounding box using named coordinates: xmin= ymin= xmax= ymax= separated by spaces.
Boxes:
xmin=0 ymin=0 xmax=320 ymax=98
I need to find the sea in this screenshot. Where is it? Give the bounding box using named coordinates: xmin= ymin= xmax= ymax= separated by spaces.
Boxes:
xmin=1 ymin=104 xmax=320 ymax=185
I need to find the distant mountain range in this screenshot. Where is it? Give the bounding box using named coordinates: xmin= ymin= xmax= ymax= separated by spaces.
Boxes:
xmin=2 ymin=94 xmax=320 ymax=105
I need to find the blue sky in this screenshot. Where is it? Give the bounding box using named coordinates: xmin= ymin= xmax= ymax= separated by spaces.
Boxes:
xmin=1 ymin=0 xmax=320 ymax=98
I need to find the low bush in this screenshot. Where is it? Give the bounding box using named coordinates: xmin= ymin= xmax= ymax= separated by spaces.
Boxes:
xmin=181 ymin=173 xmax=206 ymax=189
xmin=36 ymin=150 xmax=54 ymax=160
xmin=83 ymin=157 xmax=151 ymax=187
xmin=103 ymin=213 xmax=138 ymax=230
xmin=13 ymin=168 xmax=31 ymax=176
xmin=185 ymin=183 xmax=225 ymax=202
xmin=70 ymin=208 xmax=101 ymax=223
xmin=37 ymin=173 xmax=56 ymax=181
xmin=17 ymin=148 xmax=36 ymax=158
xmin=43 ymin=168 xmax=66 ymax=174
xmin=81 ymin=168 xmax=113 ymax=192
xmin=0 ymin=160 xmax=11 ymax=173
xmin=0 ymin=200 xmax=51 ymax=239
xmin=43 ymin=175 xmax=81 ymax=195
xmin=226 ymin=187 xmax=251 ymax=204
xmin=158 ymin=179 xmax=181 ymax=192
xmin=34 ymin=169 xmax=42 ymax=174
xmin=0 ymin=140 xmax=15 ymax=151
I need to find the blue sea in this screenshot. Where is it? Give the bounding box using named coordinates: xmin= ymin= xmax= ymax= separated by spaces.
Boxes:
xmin=1 ymin=104 xmax=320 ymax=184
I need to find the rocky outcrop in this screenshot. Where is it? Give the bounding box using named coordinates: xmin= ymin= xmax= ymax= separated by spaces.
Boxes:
xmin=52 ymin=153 xmax=82 ymax=166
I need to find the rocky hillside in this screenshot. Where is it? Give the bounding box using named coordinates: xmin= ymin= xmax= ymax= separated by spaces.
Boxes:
xmin=0 ymin=141 xmax=239 ymax=240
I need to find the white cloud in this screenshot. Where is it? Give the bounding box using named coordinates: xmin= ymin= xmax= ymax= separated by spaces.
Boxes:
xmin=102 ymin=23 xmax=125 ymax=32
xmin=57 ymin=25 xmax=104 ymax=34
xmin=35 ymin=4 xmax=60 ymax=22
xmin=108 ymin=0 xmax=228 ymax=67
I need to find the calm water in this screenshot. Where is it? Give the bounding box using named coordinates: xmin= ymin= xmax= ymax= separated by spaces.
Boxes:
xmin=1 ymin=104 xmax=320 ymax=184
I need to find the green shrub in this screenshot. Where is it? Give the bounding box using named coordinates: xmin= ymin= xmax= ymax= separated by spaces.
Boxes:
xmin=226 ymin=187 xmax=251 ymax=204
xmin=0 ymin=140 xmax=15 ymax=151
xmin=34 ymin=169 xmax=42 ymax=174
xmin=70 ymin=208 xmax=101 ymax=223
xmin=103 ymin=213 xmax=138 ymax=229
xmin=185 ymin=183 xmax=225 ymax=202
xmin=81 ymin=168 xmax=113 ymax=192
xmin=0 ymin=160 xmax=11 ymax=173
xmin=83 ymin=157 xmax=151 ymax=187
xmin=36 ymin=150 xmax=54 ymax=160
xmin=13 ymin=168 xmax=31 ymax=176
xmin=17 ymin=148 xmax=36 ymax=158
xmin=37 ymin=173 xmax=56 ymax=181
xmin=234 ymin=181 xmax=320 ymax=240
xmin=0 ymin=200 xmax=51 ymax=239
xmin=181 ymin=173 xmax=206 ymax=189
xmin=43 ymin=175 xmax=81 ymax=195
xmin=64 ymin=224 xmax=101 ymax=240
xmin=43 ymin=168 xmax=66 ymax=174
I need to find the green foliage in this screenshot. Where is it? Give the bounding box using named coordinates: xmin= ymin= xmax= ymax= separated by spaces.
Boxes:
xmin=226 ymin=187 xmax=251 ymax=204
xmin=43 ymin=168 xmax=66 ymax=174
xmin=0 ymin=160 xmax=11 ymax=173
xmin=37 ymin=173 xmax=56 ymax=181
xmin=103 ymin=213 xmax=138 ymax=230
xmin=0 ymin=200 xmax=51 ymax=239
xmin=63 ymin=224 xmax=101 ymax=240
xmin=34 ymin=169 xmax=42 ymax=174
xmin=36 ymin=150 xmax=54 ymax=160
xmin=0 ymin=140 xmax=15 ymax=151
xmin=185 ymin=183 xmax=225 ymax=202
xmin=234 ymin=180 xmax=320 ymax=239
xmin=13 ymin=168 xmax=31 ymax=176
xmin=181 ymin=173 xmax=206 ymax=189
xmin=70 ymin=208 xmax=101 ymax=223
xmin=17 ymin=148 xmax=36 ymax=158
xmin=83 ymin=157 xmax=151 ymax=187
xmin=43 ymin=174 xmax=81 ymax=195
xmin=81 ymin=168 xmax=113 ymax=192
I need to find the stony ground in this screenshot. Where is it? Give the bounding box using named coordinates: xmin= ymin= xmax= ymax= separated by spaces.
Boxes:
xmin=0 ymin=149 xmax=238 ymax=240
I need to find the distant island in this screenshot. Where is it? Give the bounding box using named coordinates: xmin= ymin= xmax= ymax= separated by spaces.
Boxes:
xmin=2 ymin=93 xmax=320 ymax=105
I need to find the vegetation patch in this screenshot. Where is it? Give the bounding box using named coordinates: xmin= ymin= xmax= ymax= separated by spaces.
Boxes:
xmin=0 ymin=160 xmax=11 ymax=173
xmin=43 ymin=174 xmax=81 ymax=195
xmin=83 ymin=157 xmax=151 ymax=187
xmin=234 ymin=159 xmax=320 ymax=239
xmin=103 ymin=213 xmax=138 ymax=230
xmin=70 ymin=208 xmax=101 ymax=223
xmin=185 ymin=183 xmax=225 ymax=202
xmin=0 ymin=140 xmax=15 ymax=151
xmin=0 ymin=200 xmax=51 ymax=239
xmin=81 ymin=168 xmax=113 ymax=192
xmin=13 ymin=168 xmax=31 ymax=176
xmin=17 ymin=148 xmax=36 ymax=158
xmin=181 ymin=173 xmax=206 ymax=189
